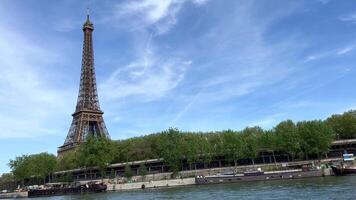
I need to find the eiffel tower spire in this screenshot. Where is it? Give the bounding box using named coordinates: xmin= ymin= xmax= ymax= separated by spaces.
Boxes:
xmin=58 ymin=12 xmax=109 ymax=156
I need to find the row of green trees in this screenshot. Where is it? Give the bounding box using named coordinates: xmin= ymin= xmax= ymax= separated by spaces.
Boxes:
xmin=114 ymin=120 xmax=332 ymax=173
xmin=6 ymin=137 xmax=117 ymax=186
xmin=8 ymin=153 xmax=57 ymax=186
xmin=4 ymin=110 xmax=356 ymax=186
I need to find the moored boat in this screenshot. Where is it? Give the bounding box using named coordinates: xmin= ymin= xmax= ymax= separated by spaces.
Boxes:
xmin=331 ymin=153 xmax=356 ymax=176
xmin=27 ymin=182 xmax=107 ymax=198
xmin=195 ymin=168 xmax=323 ymax=185
xmin=331 ymin=165 xmax=356 ymax=176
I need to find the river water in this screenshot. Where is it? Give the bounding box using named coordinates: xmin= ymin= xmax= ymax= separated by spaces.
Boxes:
xmin=22 ymin=176 xmax=356 ymax=200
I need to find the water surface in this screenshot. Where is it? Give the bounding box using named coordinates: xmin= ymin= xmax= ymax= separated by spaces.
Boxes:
xmin=24 ymin=176 xmax=356 ymax=200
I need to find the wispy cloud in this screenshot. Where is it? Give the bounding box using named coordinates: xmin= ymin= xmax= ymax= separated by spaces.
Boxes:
xmin=0 ymin=26 xmax=73 ymax=138
xmin=339 ymin=13 xmax=356 ymax=24
xmin=170 ymin=91 xmax=201 ymax=125
xmin=304 ymin=44 xmax=355 ymax=62
xmin=337 ymin=46 xmax=354 ymax=55
xmin=99 ymin=0 xmax=207 ymax=102
xmin=111 ymin=0 xmax=208 ymax=35
xmin=248 ymin=113 xmax=286 ymax=128
xmin=100 ymin=41 xmax=191 ymax=101
xmin=184 ymin=2 xmax=300 ymax=102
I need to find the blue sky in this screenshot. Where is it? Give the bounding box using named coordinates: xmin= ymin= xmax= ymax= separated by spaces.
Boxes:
xmin=1 ymin=0 xmax=356 ymax=174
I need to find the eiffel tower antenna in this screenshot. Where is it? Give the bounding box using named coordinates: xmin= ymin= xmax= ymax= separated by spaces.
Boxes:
xmin=58 ymin=11 xmax=110 ymax=156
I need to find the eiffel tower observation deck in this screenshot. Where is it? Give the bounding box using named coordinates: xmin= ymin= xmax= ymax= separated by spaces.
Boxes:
xmin=58 ymin=13 xmax=109 ymax=156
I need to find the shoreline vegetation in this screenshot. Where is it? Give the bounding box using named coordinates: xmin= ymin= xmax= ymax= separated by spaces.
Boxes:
xmin=1 ymin=110 xmax=356 ymax=191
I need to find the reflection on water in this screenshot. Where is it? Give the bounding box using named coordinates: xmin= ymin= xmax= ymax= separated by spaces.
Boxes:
xmin=26 ymin=176 xmax=356 ymax=200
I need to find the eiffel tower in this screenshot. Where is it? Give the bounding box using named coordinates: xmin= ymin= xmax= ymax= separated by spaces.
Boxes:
xmin=58 ymin=13 xmax=109 ymax=156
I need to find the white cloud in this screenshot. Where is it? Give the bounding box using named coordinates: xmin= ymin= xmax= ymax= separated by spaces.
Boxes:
xmin=170 ymin=91 xmax=201 ymax=125
xmin=113 ymin=0 xmax=208 ymax=35
xmin=100 ymin=44 xmax=190 ymax=101
xmin=304 ymin=45 xmax=355 ymax=62
xmin=0 ymin=28 xmax=73 ymax=138
xmin=248 ymin=113 xmax=285 ymax=128
xmin=339 ymin=13 xmax=356 ymax=24
xmin=99 ymin=0 xmax=204 ymax=102
xmin=337 ymin=46 xmax=354 ymax=55
xmin=192 ymin=0 xmax=209 ymax=5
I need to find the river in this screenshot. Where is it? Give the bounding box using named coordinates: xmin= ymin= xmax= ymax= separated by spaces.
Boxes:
xmin=21 ymin=176 xmax=356 ymax=200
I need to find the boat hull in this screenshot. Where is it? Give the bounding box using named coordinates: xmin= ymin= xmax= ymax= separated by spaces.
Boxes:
xmin=331 ymin=166 xmax=356 ymax=176
xmin=28 ymin=183 xmax=107 ymax=198
xmin=195 ymin=170 xmax=323 ymax=185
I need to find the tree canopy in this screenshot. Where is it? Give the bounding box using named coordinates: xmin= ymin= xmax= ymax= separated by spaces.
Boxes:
xmin=7 ymin=110 xmax=355 ymax=185
xmin=9 ymin=152 xmax=57 ymax=184
xmin=77 ymin=135 xmax=117 ymax=174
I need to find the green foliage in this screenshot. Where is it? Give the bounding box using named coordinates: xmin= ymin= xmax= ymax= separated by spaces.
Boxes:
xmin=0 ymin=173 xmax=15 ymax=191
xmin=274 ymin=120 xmax=301 ymax=159
xmin=327 ymin=110 xmax=356 ymax=139
xmin=78 ymin=136 xmax=117 ymax=175
xmin=138 ymin=163 xmax=148 ymax=177
xmin=297 ymin=120 xmax=333 ymax=159
xmin=221 ymin=130 xmax=243 ymax=166
xmin=124 ymin=164 xmax=133 ymax=179
xmin=0 ymin=173 xmax=14 ymax=183
xmin=8 ymin=155 xmax=30 ymax=183
xmin=257 ymin=130 xmax=277 ymax=150
xmin=157 ymin=128 xmax=184 ymax=174
xmin=9 ymin=152 xmax=57 ymax=184
xmin=6 ymin=110 xmax=356 ymax=182
xmin=180 ymin=133 xmax=212 ymax=169
xmin=181 ymin=133 xmax=200 ymax=168
xmin=57 ymin=151 xmax=80 ymax=171
xmin=241 ymin=127 xmax=261 ymax=164
xmin=115 ymin=134 xmax=161 ymax=163
xmin=58 ymin=172 xmax=73 ymax=183
xmin=0 ymin=173 xmax=15 ymax=184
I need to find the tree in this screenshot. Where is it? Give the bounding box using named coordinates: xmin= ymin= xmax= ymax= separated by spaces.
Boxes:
xmin=9 ymin=153 xmax=57 ymax=185
xmin=9 ymin=155 xmax=30 ymax=186
xmin=257 ymin=129 xmax=277 ymax=151
xmin=221 ymin=130 xmax=243 ymax=166
xmin=297 ymin=120 xmax=333 ymax=159
xmin=274 ymin=120 xmax=301 ymax=160
xmin=181 ymin=133 xmax=200 ymax=170
xmin=57 ymin=151 xmax=79 ymax=171
xmin=124 ymin=164 xmax=133 ymax=180
xmin=0 ymin=173 xmax=16 ymax=191
xmin=327 ymin=110 xmax=356 ymax=139
xmin=241 ymin=127 xmax=261 ymax=165
xmin=157 ymin=128 xmax=184 ymax=175
xmin=138 ymin=163 xmax=148 ymax=181
xmin=78 ymin=136 xmax=117 ymax=177
xmin=30 ymin=153 xmax=57 ymax=183
xmin=58 ymin=172 xmax=73 ymax=183
xmin=196 ymin=134 xmax=213 ymax=168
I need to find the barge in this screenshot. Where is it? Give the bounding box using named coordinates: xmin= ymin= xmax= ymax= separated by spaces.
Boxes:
xmin=331 ymin=153 xmax=356 ymax=176
xmin=28 ymin=182 xmax=107 ymax=198
xmin=195 ymin=168 xmax=323 ymax=185
xmin=331 ymin=165 xmax=356 ymax=175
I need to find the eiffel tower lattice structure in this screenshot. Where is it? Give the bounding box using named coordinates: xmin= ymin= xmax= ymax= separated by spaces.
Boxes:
xmin=58 ymin=14 xmax=109 ymax=156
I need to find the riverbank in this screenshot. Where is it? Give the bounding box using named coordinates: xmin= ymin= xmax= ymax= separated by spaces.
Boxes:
xmin=0 ymin=168 xmax=337 ymax=199
xmin=103 ymin=158 xmax=334 ymax=191
xmin=0 ymin=192 xmax=27 ymax=199
xmin=0 ymin=159 xmax=336 ymax=198
xmin=38 ymin=176 xmax=356 ymax=200
xmin=106 ymin=169 xmax=332 ymax=192
xmin=106 ymin=178 xmax=195 ymax=191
